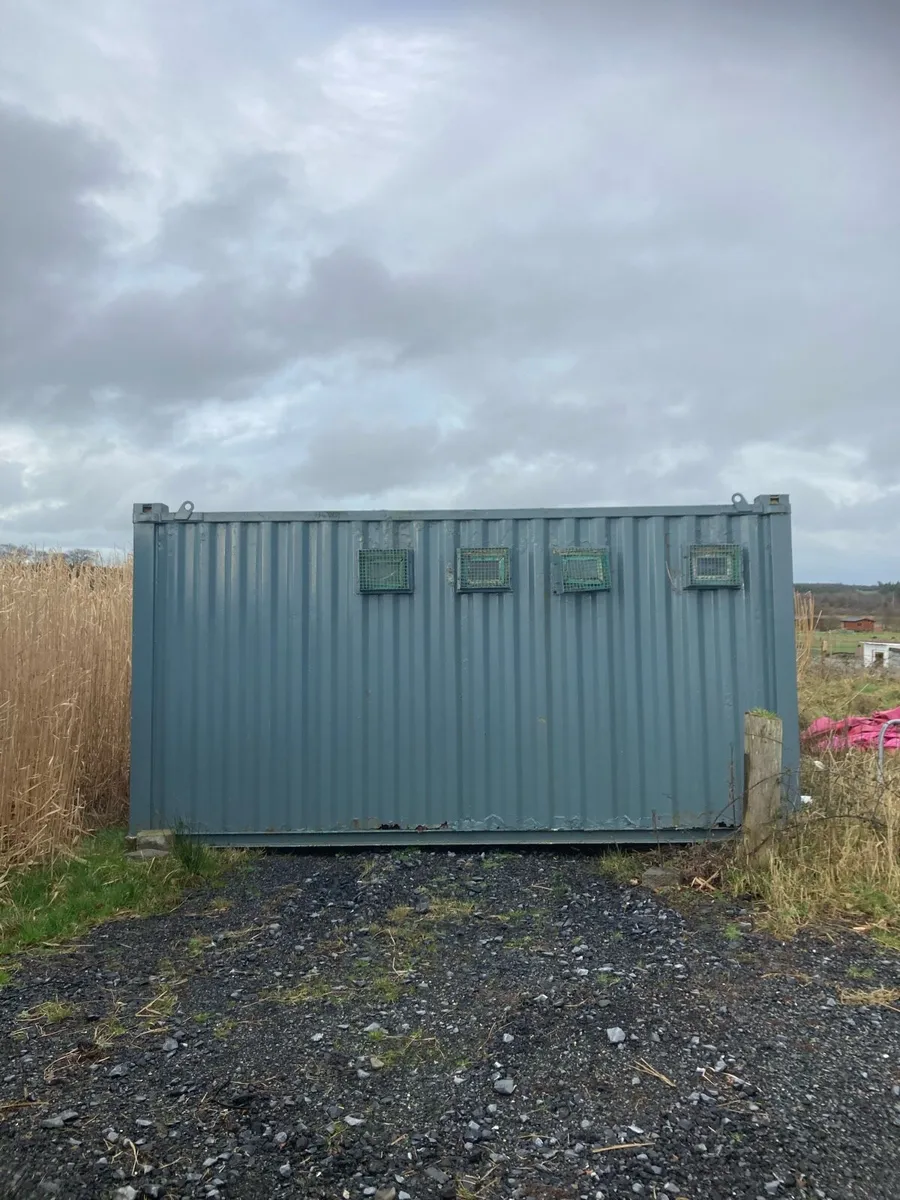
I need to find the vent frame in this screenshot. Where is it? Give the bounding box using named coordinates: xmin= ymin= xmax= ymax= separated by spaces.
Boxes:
xmin=552 ymin=548 xmax=612 ymax=594
xmin=456 ymin=547 xmax=512 ymax=593
xmin=687 ymin=543 xmax=742 ymax=589
xmin=357 ymin=548 xmax=414 ymax=594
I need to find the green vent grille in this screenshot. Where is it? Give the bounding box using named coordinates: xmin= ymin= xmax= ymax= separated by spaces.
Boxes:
xmin=358 ymin=548 xmax=413 ymax=594
xmin=456 ymin=547 xmax=511 ymax=592
xmin=688 ymin=544 xmax=742 ymax=588
xmin=556 ymin=549 xmax=611 ymax=593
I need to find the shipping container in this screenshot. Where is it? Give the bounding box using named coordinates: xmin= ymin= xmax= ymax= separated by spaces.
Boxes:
xmin=130 ymin=493 xmax=798 ymax=845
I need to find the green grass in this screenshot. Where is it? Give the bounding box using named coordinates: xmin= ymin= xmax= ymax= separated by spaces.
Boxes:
xmin=814 ymin=629 xmax=900 ymax=658
xmin=723 ymin=922 xmax=743 ymax=943
xmin=872 ymin=929 xmax=900 ymax=953
xmin=171 ymin=822 xmax=223 ymax=875
xmin=0 ymin=828 xmax=243 ymax=963
xmin=595 ymin=851 xmax=639 ymax=884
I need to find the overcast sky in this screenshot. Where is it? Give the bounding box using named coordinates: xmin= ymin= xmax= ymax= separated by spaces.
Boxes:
xmin=1 ymin=1 xmax=898 ymax=580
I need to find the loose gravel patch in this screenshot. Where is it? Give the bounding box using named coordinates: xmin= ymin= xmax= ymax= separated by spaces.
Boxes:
xmin=1 ymin=850 xmax=898 ymax=1199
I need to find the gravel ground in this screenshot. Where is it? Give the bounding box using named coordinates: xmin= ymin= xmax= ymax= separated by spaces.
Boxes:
xmin=1 ymin=850 xmax=898 ymax=1200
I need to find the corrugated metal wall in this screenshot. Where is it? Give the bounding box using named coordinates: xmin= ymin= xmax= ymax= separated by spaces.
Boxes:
xmin=130 ymin=495 xmax=798 ymax=844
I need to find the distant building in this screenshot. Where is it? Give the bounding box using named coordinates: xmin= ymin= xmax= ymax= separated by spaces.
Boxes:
xmin=862 ymin=641 xmax=900 ymax=671
xmin=841 ymin=616 xmax=876 ymax=632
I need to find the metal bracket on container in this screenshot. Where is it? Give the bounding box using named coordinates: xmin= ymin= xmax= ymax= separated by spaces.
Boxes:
xmin=731 ymin=493 xmax=750 ymax=509
xmin=877 ymin=719 xmax=900 ymax=784
xmin=174 ymin=500 xmax=196 ymax=521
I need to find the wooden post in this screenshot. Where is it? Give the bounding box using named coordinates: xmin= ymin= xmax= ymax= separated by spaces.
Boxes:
xmin=743 ymin=712 xmax=783 ymax=864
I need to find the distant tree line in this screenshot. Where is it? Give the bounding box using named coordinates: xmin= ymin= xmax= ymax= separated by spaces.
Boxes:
xmin=796 ymin=581 xmax=900 ymax=625
xmin=0 ymin=545 xmax=101 ymax=568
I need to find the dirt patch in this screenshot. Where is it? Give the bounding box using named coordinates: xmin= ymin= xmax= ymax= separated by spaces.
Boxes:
xmin=1 ymin=850 xmax=898 ymax=1198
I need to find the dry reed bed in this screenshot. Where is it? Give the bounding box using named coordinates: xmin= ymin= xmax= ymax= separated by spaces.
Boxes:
xmin=0 ymin=556 xmax=132 ymax=871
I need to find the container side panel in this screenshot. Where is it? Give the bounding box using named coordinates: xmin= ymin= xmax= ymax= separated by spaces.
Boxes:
xmin=133 ymin=500 xmax=797 ymax=839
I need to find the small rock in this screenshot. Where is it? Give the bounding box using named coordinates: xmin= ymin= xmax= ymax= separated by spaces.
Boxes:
xmin=162 ymin=1037 xmax=178 ymax=1052
xmin=606 ymin=1027 xmax=627 ymax=1044
xmin=108 ymin=1064 xmax=129 ymax=1078
xmin=642 ymin=866 xmax=680 ymax=889
xmin=41 ymin=1110 xmax=78 ymax=1129
xmin=502 ymin=1033 xmax=514 ymax=1044
xmin=426 ymin=1167 xmax=450 ymax=1185
xmin=345 ymin=1115 xmax=365 ymax=1126
xmin=369 ymin=1056 xmax=385 ymax=1069
xmin=364 ymin=1022 xmax=384 ymax=1034
xmin=764 ymin=1184 xmax=781 ymax=1196
xmin=311 ymin=1033 xmax=324 ymax=1042
xmin=493 ymin=1078 xmax=516 ymax=1095
xmin=135 ymin=828 xmax=173 ymax=852
xmin=279 ymin=1163 xmax=292 ymax=1177
xmin=375 ymin=1188 xmax=397 ymax=1200
xmin=113 ymin=1189 xmax=139 ymax=1200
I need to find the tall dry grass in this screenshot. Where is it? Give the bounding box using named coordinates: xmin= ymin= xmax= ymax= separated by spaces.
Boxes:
xmin=0 ymin=556 xmax=132 ymax=870
xmin=728 ymin=591 xmax=900 ymax=938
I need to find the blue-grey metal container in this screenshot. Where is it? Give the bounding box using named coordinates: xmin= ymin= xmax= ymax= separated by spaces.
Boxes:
xmin=130 ymin=494 xmax=798 ymax=845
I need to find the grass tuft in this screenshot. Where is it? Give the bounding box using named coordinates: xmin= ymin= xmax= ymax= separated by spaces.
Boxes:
xmin=267 ymin=977 xmax=344 ymax=1005
xmin=18 ymin=999 xmax=77 ymax=1025
xmin=92 ymin=1003 xmax=126 ymax=1048
xmin=594 ymin=851 xmax=640 ymax=885
xmin=838 ymin=985 xmax=900 ymax=1009
xmin=171 ymin=822 xmax=221 ymax=876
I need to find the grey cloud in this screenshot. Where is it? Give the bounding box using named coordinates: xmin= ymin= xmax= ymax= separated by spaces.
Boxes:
xmin=297 ymin=420 xmax=448 ymax=495
xmin=277 ymin=246 xmax=485 ymax=359
xmin=60 ymin=280 xmax=287 ymax=401
xmin=0 ymin=103 xmax=122 ymax=389
xmin=0 ymin=459 xmax=26 ymax=508
xmin=152 ymin=153 xmax=315 ymax=275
